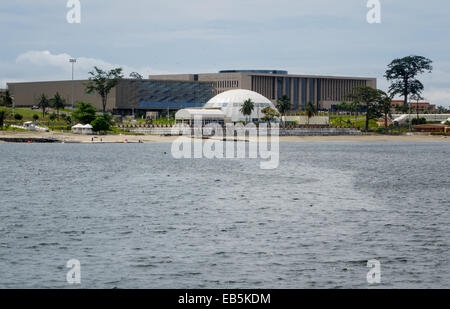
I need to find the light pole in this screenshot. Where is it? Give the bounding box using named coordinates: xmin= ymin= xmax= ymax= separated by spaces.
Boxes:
xmin=11 ymin=95 xmax=15 ymax=117
xmin=69 ymin=58 xmax=77 ymax=112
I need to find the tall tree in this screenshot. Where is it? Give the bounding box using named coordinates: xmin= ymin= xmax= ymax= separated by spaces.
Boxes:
xmin=347 ymin=86 xmax=384 ymax=132
xmin=410 ymin=93 xmax=424 ymax=119
xmin=276 ymin=95 xmax=291 ymax=127
xmin=239 ymin=99 xmax=255 ymax=124
xmin=50 ymin=92 xmax=66 ymax=116
xmin=72 ymin=101 xmax=97 ymax=124
xmin=85 ymin=67 xmax=123 ymax=112
xmin=1 ymin=90 xmax=13 ymax=107
xmin=378 ymin=92 xmax=393 ymax=132
xmin=38 ymin=94 xmax=50 ymax=117
xmin=385 ymin=55 xmax=433 ymax=107
xmin=305 ymin=101 xmax=317 ymax=125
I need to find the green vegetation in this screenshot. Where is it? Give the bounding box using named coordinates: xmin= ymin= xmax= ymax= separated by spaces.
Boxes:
xmin=0 ymin=108 xmax=9 ymax=129
xmin=129 ymin=72 xmax=143 ymax=79
xmin=14 ymin=113 xmax=23 ymax=121
xmin=72 ymin=101 xmax=97 ymax=124
xmin=412 ymin=117 xmax=427 ymax=125
xmin=50 ymin=92 xmax=66 ymax=116
xmin=240 ymin=99 xmax=254 ymax=124
xmin=91 ymin=116 xmax=111 ymax=132
xmin=85 ymin=66 xmax=124 ymax=112
xmin=379 ymin=93 xmax=393 ymax=131
xmin=0 ymin=90 xmax=13 ymax=107
xmin=37 ymin=93 xmax=50 ymax=117
xmin=385 ymin=55 xmax=433 ymax=107
xmin=305 ymin=101 xmax=317 ymax=124
xmin=261 ymin=107 xmax=280 ymax=124
xmin=347 ymin=86 xmax=388 ymax=132
xmin=276 ymin=95 xmax=291 ymax=127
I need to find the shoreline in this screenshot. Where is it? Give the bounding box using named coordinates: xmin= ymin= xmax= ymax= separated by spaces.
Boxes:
xmin=1 ymin=131 xmax=449 ymax=143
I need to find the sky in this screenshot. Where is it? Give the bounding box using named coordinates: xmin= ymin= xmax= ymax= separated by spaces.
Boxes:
xmin=1 ymin=0 xmax=449 ymax=106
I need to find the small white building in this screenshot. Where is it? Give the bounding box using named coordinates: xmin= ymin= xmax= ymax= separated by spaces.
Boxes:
xmin=72 ymin=124 xmax=93 ymax=134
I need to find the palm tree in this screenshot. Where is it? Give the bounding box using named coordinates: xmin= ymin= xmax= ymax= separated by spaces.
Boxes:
xmin=305 ymin=101 xmax=317 ymax=125
xmin=50 ymin=92 xmax=66 ymax=117
xmin=38 ymin=94 xmax=49 ymax=117
xmin=240 ymin=99 xmax=254 ymax=124
xmin=276 ymin=95 xmax=291 ymax=127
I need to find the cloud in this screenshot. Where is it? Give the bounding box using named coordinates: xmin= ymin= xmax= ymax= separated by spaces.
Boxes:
xmin=0 ymin=50 xmax=170 ymax=87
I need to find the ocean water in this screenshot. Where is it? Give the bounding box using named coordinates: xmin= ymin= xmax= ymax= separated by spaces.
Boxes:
xmin=0 ymin=142 xmax=449 ymax=289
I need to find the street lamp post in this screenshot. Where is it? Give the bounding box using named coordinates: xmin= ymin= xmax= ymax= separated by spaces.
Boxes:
xmin=11 ymin=95 xmax=15 ymax=116
xmin=69 ymin=58 xmax=77 ymax=112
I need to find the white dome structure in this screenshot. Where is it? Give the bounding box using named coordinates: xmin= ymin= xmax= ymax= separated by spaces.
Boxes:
xmin=204 ymin=89 xmax=278 ymax=122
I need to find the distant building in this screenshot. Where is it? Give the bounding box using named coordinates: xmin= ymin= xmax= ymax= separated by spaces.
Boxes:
xmin=413 ymin=124 xmax=450 ymax=133
xmin=148 ymin=70 xmax=376 ymax=111
xmin=7 ymin=79 xmax=214 ymax=114
xmin=391 ymin=100 xmax=437 ymax=113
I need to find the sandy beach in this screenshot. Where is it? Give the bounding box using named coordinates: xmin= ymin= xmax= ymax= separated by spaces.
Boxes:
xmin=1 ymin=131 xmax=449 ymax=143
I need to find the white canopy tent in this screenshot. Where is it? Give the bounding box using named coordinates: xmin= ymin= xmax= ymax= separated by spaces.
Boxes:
xmin=175 ymin=109 xmax=225 ymax=125
xmin=72 ymin=123 xmax=93 ymax=134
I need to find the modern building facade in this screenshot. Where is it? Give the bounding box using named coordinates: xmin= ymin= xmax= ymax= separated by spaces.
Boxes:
xmin=7 ymin=79 xmax=214 ymax=114
xmin=148 ymin=70 xmax=377 ymax=110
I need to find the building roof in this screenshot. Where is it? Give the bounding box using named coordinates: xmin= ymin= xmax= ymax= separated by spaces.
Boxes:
xmin=206 ymin=89 xmax=273 ymax=106
xmin=204 ymin=89 xmax=278 ymax=122
xmin=175 ymin=109 xmax=225 ymax=120
xmin=219 ymin=70 xmax=288 ymax=75
xmin=413 ymin=124 xmax=450 ymax=129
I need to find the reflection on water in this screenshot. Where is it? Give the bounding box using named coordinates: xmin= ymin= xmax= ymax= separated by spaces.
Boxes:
xmin=0 ymin=142 xmax=449 ymax=288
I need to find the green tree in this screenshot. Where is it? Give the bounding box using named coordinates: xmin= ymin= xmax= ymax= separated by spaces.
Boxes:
xmin=347 ymin=86 xmax=384 ymax=132
xmin=85 ymin=67 xmax=124 ymax=112
xmin=91 ymin=116 xmax=111 ymax=132
xmin=378 ymin=92 xmax=392 ymax=132
xmin=38 ymin=94 xmax=50 ymax=117
xmin=437 ymin=106 xmax=448 ymax=114
xmin=261 ymin=107 xmax=280 ymax=124
xmin=385 ymin=55 xmax=433 ymax=107
xmin=33 ymin=114 xmax=39 ymax=121
xmin=410 ymin=93 xmax=424 ymax=120
xmin=239 ymin=99 xmax=254 ymax=124
xmin=50 ymin=92 xmax=66 ymax=116
xmin=1 ymin=90 xmax=13 ymax=107
xmin=49 ymin=113 xmax=57 ymax=121
xmin=305 ymin=101 xmax=317 ymax=125
xmin=14 ymin=113 xmax=23 ymax=121
xmin=0 ymin=108 xmax=9 ymax=129
xmin=276 ymin=95 xmax=291 ymax=127
xmin=72 ymin=101 xmax=97 ymax=124
xmin=129 ymin=72 xmax=143 ymax=79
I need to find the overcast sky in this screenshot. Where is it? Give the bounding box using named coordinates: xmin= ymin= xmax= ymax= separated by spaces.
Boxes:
xmin=1 ymin=0 xmax=449 ymax=106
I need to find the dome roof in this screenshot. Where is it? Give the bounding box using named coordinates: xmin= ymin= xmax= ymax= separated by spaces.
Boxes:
xmin=205 ymin=89 xmax=272 ymax=108
xmin=204 ymin=89 xmax=277 ymax=122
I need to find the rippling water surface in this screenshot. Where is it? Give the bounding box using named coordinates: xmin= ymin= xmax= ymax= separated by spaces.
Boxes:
xmin=0 ymin=142 xmax=449 ymax=288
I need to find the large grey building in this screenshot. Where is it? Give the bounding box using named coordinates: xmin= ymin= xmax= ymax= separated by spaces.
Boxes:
xmin=148 ymin=70 xmax=377 ymax=110
xmin=7 ymin=79 xmax=214 ymax=114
